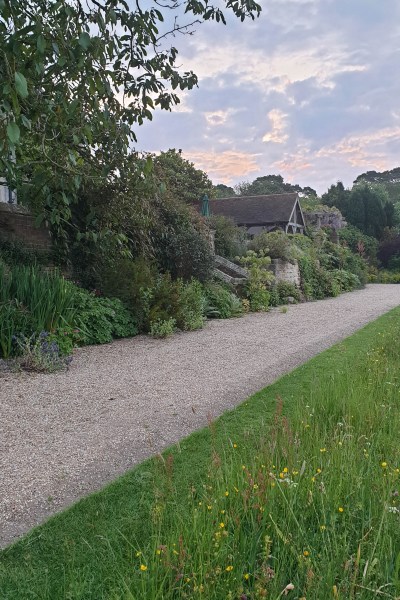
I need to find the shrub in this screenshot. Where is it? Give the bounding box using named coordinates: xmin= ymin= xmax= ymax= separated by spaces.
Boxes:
xmin=276 ymin=281 xmax=301 ymax=303
xmin=147 ymin=274 xmax=206 ymax=332
xmin=370 ymin=270 xmax=400 ymax=283
xmin=0 ymin=238 xmax=50 ymax=268
xmin=149 ymin=318 xmax=176 ymax=338
xmin=388 ymin=254 xmax=400 ymax=271
xmin=249 ymin=230 xmax=295 ymax=262
xmin=14 ymin=332 xmax=72 ymax=373
xmin=100 ymin=257 xmax=157 ymax=304
xmin=332 ymin=269 xmax=361 ymax=292
xmin=207 ymin=215 xmax=247 ymax=259
xmin=378 ymin=234 xmax=400 ymax=268
xmin=203 ymin=283 xmax=243 ymax=319
xmin=72 ymin=289 xmax=138 ymax=345
xmin=268 ymin=287 xmax=280 ymax=307
xmin=339 ymin=225 xmax=378 ymax=265
xmin=47 ymin=326 xmax=83 ymax=356
xmin=238 ymin=250 xmax=274 ymax=312
xmin=158 ymin=227 xmax=214 ymax=282
xmin=174 ymin=279 xmax=205 ymax=331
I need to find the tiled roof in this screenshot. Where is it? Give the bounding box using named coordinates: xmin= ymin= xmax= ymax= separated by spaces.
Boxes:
xmin=206 ymin=193 xmax=299 ymax=225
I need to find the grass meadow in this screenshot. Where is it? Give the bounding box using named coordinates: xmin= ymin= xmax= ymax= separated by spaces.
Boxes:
xmin=1 ymin=308 xmax=400 ymax=599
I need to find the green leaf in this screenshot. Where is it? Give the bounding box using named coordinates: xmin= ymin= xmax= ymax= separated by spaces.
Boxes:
xmin=14 ymin=72 xmax=28 ymax=98
xmin=7 ymin=122 xmax=20 ymax=144
xmin=37 ymin=34 xmax=46 ymax=53
xmin=78 ymin=32 xmax=91 ymax=50
xmin=21 ymin=115 xmax=31 ymax=130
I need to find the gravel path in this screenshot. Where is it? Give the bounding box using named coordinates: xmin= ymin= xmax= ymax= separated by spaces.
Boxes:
xmin=1 ymin=284 xmax=399 ymax=547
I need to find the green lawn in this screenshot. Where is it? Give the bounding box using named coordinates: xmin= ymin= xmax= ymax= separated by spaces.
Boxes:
xmin=1 ymin=308 xmax=400 ymax=599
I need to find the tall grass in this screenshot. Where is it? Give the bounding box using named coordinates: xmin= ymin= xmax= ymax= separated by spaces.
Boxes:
xmin=120 ymin=332 xmax=400 ymax=599
xmin=0 ymin=264 xmax=76 ymax=357
xmin=1 ymin=310 xmax=400 ymax=599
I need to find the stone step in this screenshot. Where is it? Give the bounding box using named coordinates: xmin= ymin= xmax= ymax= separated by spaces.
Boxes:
xmin=214 ymin=269 xmax=247 ymax=286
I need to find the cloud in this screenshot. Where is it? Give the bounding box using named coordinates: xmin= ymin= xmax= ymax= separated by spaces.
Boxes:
xmin=136 ymin=0 xmax=400 ymax=194
xmin=262 ymin=109 xmax=289 ymax=143
xmin=186 ymin=150 xmax=261 ymax=184
xmin=316 ymin=127 xmax=400 ymax=169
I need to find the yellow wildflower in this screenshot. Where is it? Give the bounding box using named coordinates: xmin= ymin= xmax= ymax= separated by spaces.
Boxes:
xmin=338 ymin=507 xmax=344 ymax=513
xmin=225 ymin=565 xmax=234 ymax=572
xmin=244 ymin=573 xmax=250 ymax=580
xmin=140 ymin=564 xmax=147 ymax=571
xmin=303 ymin=550 xmax=310 ymax=557
xmin=225 ymin=491 xmax=229 ymax=496
xmin=381 ymin=462 xmax=388 ymax=468
xmin=219 ymin=522 xmax=225 ymax=528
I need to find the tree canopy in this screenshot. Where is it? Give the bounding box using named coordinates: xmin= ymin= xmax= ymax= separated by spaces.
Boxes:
xmin=154 ymin=149 xmax=213 ymax=205
xmin=213 ymin=183 xmax=236 ymax=198
xmin=0 ymin=0 xmax=260 ymax=250
xmin=323 ymin=181 xmax=390 ymax=239
xmin=235 ymin=174 xmax=317 ymax=198
xmin=354 ymin=167 xmax=400 ymax=204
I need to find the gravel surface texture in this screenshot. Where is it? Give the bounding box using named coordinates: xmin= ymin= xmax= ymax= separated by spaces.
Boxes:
xmin=1 ymin=284 xmax=399 ymax=547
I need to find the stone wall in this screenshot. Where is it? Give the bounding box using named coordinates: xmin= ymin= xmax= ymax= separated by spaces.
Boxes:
xmin=304 ymin=210 xmax=346 ymax=231
xmin=0 ymin=203 xmax=51 ymax=252
xmin=269 ymin=258 xmax=301 ymax=287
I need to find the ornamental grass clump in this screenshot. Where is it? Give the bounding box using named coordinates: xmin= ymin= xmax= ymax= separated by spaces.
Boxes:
xmin=0 ymin=263 xmax=77 ymax=358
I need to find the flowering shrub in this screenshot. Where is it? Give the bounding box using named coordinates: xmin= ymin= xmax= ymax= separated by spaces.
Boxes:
xmin=14 ymin=332 xmax=72 ymax=372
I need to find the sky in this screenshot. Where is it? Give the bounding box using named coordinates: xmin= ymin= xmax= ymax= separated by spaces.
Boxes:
xmin=137 ymin=0 xmax=400 ymax=194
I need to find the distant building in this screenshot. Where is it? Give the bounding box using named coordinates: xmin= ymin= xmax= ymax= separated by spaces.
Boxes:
xmin=196 ymin=193 xmax=305 ymax=236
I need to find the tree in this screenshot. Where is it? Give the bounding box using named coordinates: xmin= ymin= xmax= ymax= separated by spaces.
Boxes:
xmin=213 ymin=183 xmax=236 ymax=198
xmin=0 ymin=0 xmax=260 ymax=250
xmin=354 ymin=167 xmax=400 ymax=204
xmin=154 ymin=149 xmax=213 ymax=205
xmin=346 ymin=183 xmax=388 ymax=239
xmin=321 ymin=181 xmax=351 ymax=215
xmin=235 ymin=174 xmax=317 ymax=197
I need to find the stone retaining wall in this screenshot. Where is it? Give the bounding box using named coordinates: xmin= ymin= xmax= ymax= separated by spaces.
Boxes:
xmin=270 ymin=258 xmax=301 ymax=287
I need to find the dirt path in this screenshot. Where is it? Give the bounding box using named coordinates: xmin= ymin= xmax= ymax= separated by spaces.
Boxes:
xmin=1 ymin=284 xmax=399 ymax=547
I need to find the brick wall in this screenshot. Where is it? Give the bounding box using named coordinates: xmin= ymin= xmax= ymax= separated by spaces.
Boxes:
xmin=0 ymin=203 xmax=51 ymax=252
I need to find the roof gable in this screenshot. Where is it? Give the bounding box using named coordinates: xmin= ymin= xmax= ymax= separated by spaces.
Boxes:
xmin=208 ymin=193 xmax=301 ymax=226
